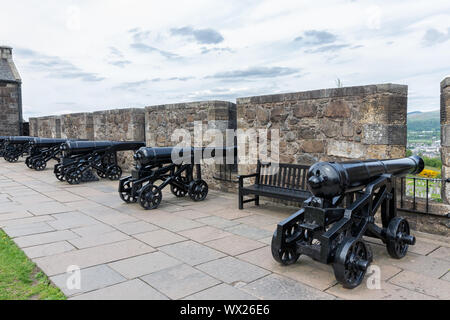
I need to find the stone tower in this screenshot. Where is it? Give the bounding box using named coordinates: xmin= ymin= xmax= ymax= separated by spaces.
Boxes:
xmin=0 ymin=46 xmax=23 ymax=135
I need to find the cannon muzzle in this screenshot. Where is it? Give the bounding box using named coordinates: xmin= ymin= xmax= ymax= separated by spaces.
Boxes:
xmin=307 ymin=156 xmax=424 ymax=199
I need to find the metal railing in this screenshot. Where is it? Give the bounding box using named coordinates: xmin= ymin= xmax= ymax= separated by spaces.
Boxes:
xmin=397 ymin=176 xmax=450 ymax=214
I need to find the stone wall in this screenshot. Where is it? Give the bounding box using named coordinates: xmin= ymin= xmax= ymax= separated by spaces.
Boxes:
xmin=33 ymin=116 xmax=61 ymax=138
xmin=145 ymin=100 xmax=237 ymax=191
xmin=93 ymin=108 xmax=145 ymax=171
xmin=60 ymin=112 xmax=94 ymax=140
xmin=236 ymin=83 xmax=408 ymax=176
xmin=29 ymin=118 xmax=38 ymax=136
xmin=0 ymin=46 xmax=22 ymax=136
xmin=441 ymin=77 xmax=450 ymax=204
xmin=0 ymin=82 xmax=21 ymax=135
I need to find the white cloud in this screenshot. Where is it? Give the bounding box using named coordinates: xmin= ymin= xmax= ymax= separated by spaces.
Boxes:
xmin=0 ymin=0 xmax=449 ymax=120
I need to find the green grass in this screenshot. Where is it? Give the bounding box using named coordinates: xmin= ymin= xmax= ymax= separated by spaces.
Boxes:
xmin=0 ymin=229 xmax=66 ymax=300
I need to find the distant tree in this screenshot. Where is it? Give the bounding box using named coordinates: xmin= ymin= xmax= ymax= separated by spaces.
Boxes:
xmin=406 ymin=149 xmax=412 ymax=156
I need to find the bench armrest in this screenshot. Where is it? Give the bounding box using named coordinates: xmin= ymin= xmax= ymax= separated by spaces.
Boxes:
xmin=237 ymin=173 xmax=259 ymax=188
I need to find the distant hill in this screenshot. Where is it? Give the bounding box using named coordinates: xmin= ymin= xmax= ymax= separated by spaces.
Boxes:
xmin=408 ymin=110 xmax=440 ymax=132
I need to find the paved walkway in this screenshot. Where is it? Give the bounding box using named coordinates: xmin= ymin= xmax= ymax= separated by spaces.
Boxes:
xmin=0 ymin=159 xmax=449 ymax=300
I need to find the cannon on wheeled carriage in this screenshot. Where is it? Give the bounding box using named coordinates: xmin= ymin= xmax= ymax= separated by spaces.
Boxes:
xmin=25 ymin=138 xmax=71 ymax=171
xmin=3 ymin=136 xmax=37 ymax=163
xmin=271 ymin=156 xmax=424 ymax=289
xmin=54 ymin=140 xmax=145 ymax=184
xmin=119 ymin=146 xmax=236 ymax=210
xmin=0 ymin=136 xmax=9 ymax=157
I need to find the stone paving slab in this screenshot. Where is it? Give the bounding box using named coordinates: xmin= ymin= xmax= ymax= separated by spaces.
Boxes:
xmin=23 ymin=241 xmax=76 ymax=259
xmin=114 ymin=221 xmax=160 ymax=235
xmin=35 ymin=239 xmax=155 ymax=276
xmin=389 ymin=270 xmax=450 ymax=299
xmin=159 ymin=240 xmax=226 ymax=266
xmin=184 ymin=283 xmax=257 ymax=300
xmin=197 ymin=256 xmax=270 ymax=284
xmin=225 ymin=224 xmax=273 ymax=240
xmin=134 ymin=229 xmax=187 ymax=247
xmin=108 ymin=251 xmax=181 ymax=279
xmin=141 ymin=264 xmax=220 ymax=300
xmin=242 ymin=274 xmax=336 ymax=300
xmin=14 ymin=230 xmax=80 ymax=248
xmin=4 ymin=222 xmax=55 ymax=237
xmin=70 ymin=279 xmax=169 ymax=300
xmin=0 ymin=160 xmax=448 ymax=300
xmin=205 ymin=235 xmax=266 ymax=256
xmin=51 ymin=264 xmax=126 ymax=297
xmin=68 ymin=231 xmax=131 ymax=249
xmin=179 ymin=226 xmax=232 ymax=243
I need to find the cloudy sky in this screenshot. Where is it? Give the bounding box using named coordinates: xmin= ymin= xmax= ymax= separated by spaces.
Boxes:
xmin=1 ymin=0 xmax=449 ymax=120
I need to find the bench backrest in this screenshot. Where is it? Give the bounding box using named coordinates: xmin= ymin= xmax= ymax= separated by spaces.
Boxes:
xmin=257 ymin=161 xmax=310 ymax=191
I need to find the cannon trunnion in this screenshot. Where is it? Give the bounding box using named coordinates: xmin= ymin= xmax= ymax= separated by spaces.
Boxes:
xmin=271 ymin=156 xmax=424 ymax=289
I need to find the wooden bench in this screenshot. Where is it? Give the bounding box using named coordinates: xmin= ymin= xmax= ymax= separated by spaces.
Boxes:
xmin=238 ymin=161 xmax=312 ymax=209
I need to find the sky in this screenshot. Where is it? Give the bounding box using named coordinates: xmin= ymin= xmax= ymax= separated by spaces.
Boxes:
xmin=1 ymin=0 xmax=449 ymax=120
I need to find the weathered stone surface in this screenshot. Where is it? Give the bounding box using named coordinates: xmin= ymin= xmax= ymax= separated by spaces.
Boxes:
xmin=145 ymin=100 xmax=236 ymax=191
xmin=93 ymin=108 xmax=145 ymax=170
xmin=60 ymin=112 xmax=94 ymax=140
xmin=237 ymin=83 xmax=408 ymax=191
xmin=0 ymin=47 xmax=22 ymax=136
xmin=141 ymin=264 xmax=220 ymax=300
xmin=242 ymin=274 xmax=335 ymax=300
xmin=70 ymin=279 xmax=168 ymax=300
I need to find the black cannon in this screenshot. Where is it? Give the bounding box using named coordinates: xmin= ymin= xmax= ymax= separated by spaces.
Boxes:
xmin=25 ymin=138 xmax=70 ymax=170
xmin=54 ymin=140 xmax=145 ymax=184
xmin=0 ymin=136 xmax=9 ymax=157
xmin=3 ymin=136 xmax=37 ymax=163
xmin=271 ymin=156 xmax=424 ymax=289
xmin=119 ymin=146 xmax=236 ymax=210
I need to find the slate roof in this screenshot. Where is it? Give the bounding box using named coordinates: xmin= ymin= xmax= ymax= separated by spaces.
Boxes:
xmin=0 ymin=58 xmax=19 ymax=82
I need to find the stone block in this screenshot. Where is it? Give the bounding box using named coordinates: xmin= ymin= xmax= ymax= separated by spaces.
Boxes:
xmin=197 ymin=256 xmax=270 ymax=284
xmin=35 ymin=239 xmax=155 ymax=276
xmin=141 ymin=264 xmax=220 ymax=300
xmin=184 ymin=283 xmax=257 ymax=300
xmin=158 ymin=240 xmax=226 ymax=266
xmin=70 ymin=279 xmax=168 ymax=300
xmin=23 ymin=241 xmax=75 ymax=259
xmin=108 ymin=251 xmax=181 ymax=279
xmin=205 ymin=235 xmax=266 ymax=256
xmin=134 ymin=229 xmax=187 ymax=247
xmin=51 ymin=265 xmax=126 ymax=297
xmin=242 ymin=274 xmax=335 ymax=300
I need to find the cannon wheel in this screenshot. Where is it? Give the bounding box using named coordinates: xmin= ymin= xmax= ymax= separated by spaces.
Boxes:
xmin=34 ymin=159 xmax=47 ymax=171
xmin=119 ymin=179 xmax=138 ymax=203
xmin=65 ymin=168 xmax=82 ymax=185
xmin=139 ymin=184 xmax=162 ymax=210
xmin=97 ymin=168 xmax=108 ymax=179
xmin=107 ymin=165 xmax=122 ymax=181
xmin=170 ymin=176 xmax=188 ymax=197
xmin=54 ymin=164 xmax=66 ymax=181
xmin=271 ymin=224 xmax=302 ymax=265
xmin=333 ymin=237 xmax=370 ymax=289
xmin=25 ymin=157 xmax=34 ymax=169
xmin=5 ymin=154 xmax=18 ymax=163
xmin=386 ymin=217 xmax=413 ymax=259
xmin=188 ymin=180 xmax=208 ymax=201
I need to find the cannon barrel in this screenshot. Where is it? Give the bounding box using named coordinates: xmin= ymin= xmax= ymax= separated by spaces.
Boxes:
xmin=6 ymin=136 xmax=37 ymax=144
xmin=29 ymin=138 xmax=69 ymax=148
xmin=307 ymin=156 xmax=425 ymax=199
xmin=134 ymin=146 xmax=237 ymax=166
xmin=60 ymin=140 xmax=145 ymax=157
